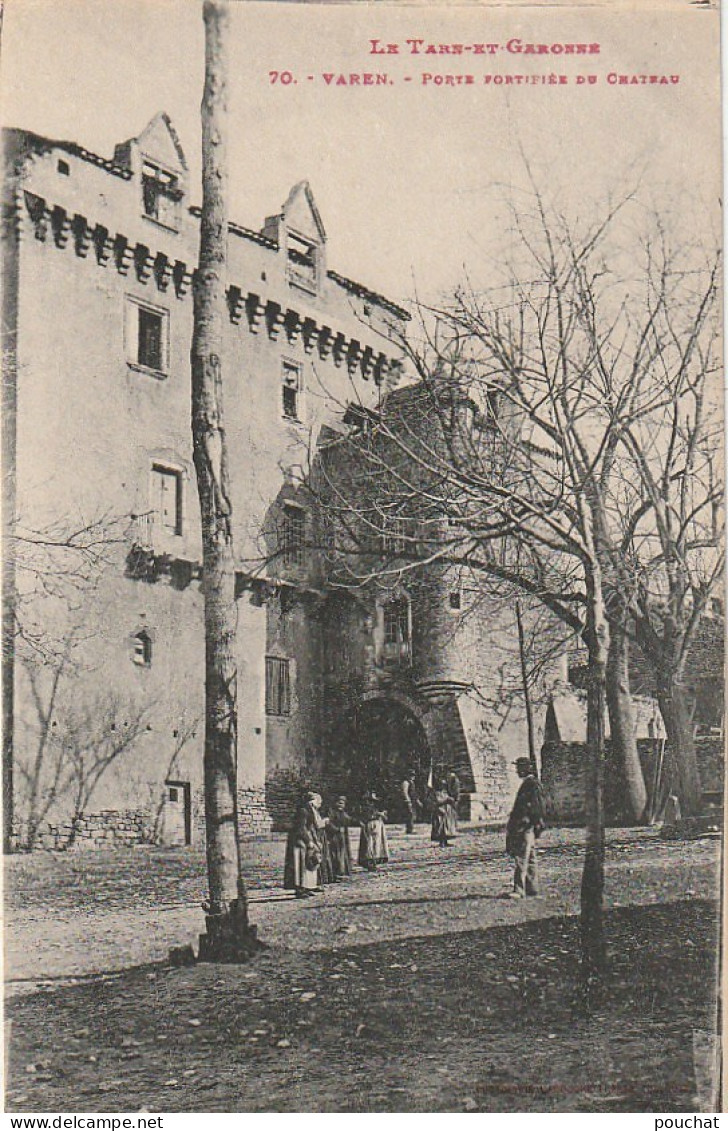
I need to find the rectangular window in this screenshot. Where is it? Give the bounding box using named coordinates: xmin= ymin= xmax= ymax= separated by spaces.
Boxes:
xmin=152 ymin=464 xmax=183 ymax=535
xmin=383 ymin=598 xmax=409 ymax=646
xmin=282 ymin=360 xmax=302 ymax=420
xmin=142 ymin=161 xmax=180 ymax=229
xmin=139 ymin=307 xmax=163 ymax=370
xmin=382 ymin=597 xmax=411 ymax=666
xmin=281 ymin=504 xmax=305 ymax=567
xmin=381 ymin=517 xmax=408 ymax=555
xmin=132 ymin=631 xmax=153 ymax=666
xmin=265 ymin=657 xmax=291 ymax=716
xmin=126 ymin=298 xmax=169 ymax=375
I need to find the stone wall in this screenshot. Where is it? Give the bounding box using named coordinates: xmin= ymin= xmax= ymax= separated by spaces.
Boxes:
xmin=5 ymin=118 xmax=406 ymax=849
xmin=12 ymin=810 xmax=154 ymax=852
xmin=542 ymin=736 xmax=725 ymax=825
xmin=265 ymin=768 xmax=307 ymax=832
xmin=540 ymin=741 xmax=587 ymax=823
xmin=237 ymin=786 xmax=273 ymax=837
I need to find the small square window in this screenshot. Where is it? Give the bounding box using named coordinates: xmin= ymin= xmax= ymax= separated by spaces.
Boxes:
xmin=449 ymin=591 xmax=461 ymax=610
xmin=282 ymin=360 xmax=302 ymax=420
xmin=57 ymin=159 xmax=70 ymax=176
xmin=132 ymin=630 xmax=153 ymax=666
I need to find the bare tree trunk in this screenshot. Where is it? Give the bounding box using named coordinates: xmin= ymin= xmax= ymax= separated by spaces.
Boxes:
xmin=655 ymin=673 xmax=702 ymax=818
xmin=2 ymin=198 xmax=19 ymax=853
xmin=606 ymin=625 xmax=647 ymax=824
xmin=633 ymin=617 xmax=703 ymax=819
xmin=192 ymin=0 xmax=257 ymax=960
xmin=581 ymin=561 xmax=609 ymax=1009
xmin=515 ymin=599 xmax=536 ymax=764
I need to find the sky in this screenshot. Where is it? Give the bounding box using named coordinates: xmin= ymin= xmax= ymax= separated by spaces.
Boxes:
xmin=0 ymin=0 xmax=721 ymax=307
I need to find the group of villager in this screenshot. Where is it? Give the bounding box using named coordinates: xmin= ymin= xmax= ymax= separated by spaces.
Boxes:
xmin=284 ymin=758 xmax=547 ymax=899
xmin=283 ymin=790 xmax=389 ymax=898
xmin=283 ymin=767 xmax=466 ymax=898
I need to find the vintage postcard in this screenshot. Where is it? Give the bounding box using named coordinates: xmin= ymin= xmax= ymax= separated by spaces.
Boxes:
xmin=1 ymin=0 xmax=723 ymax=1116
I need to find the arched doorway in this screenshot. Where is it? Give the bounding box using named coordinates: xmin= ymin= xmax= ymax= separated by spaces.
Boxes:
xmin=350 ymin=696 xmax=430 ymax=818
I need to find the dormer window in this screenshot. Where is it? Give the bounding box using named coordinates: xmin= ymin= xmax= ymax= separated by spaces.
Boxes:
xmin=262 ymin=182 xmax=327 ymax=295
xmin=141 ymin=161 xmax=181 ymax=229
xmin=287 ymin=231 xmax=318 ymax=292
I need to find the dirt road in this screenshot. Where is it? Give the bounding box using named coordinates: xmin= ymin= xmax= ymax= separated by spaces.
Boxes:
xmin=4 ymin=826 xmax=721 ymax=1112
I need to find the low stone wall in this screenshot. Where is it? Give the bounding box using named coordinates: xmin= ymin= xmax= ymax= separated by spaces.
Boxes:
xmin=12 ymin=810 xmax=155 ymax=852
xmin=540 ymin=741 xmax=585 ymax=823
xmin=12 ymin=786 xmax=277 ymax=853
xmin=542 ymin=736 xmax=725 ymax=825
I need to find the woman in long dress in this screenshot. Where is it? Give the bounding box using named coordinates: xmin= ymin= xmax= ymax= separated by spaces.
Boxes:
xmin=310 ymin=793 xmax=335 ymax=885
xmin=283 ymin=792 xmax=322 ymax=897
xmin=430 ymin=781 xmax=456 ymax=848
xmin=358 ymin=792 xmax=389 ymax=872
xmin=326 ymin=795 xmax=355 ymax=880
xmin=445 ymin=770 xmax=461 ymax=838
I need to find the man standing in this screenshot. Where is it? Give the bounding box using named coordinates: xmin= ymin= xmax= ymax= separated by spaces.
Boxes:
xmin=401 ymin=772 xmax=417 ymax=834
xmin=506 ymin=757 xmax=546 ymax=898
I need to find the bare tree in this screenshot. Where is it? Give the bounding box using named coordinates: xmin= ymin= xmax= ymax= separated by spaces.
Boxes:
xmin=16 ymin=635 xmax=79 ymax=851
xmin=605 ymin=248 xmax=723 ymax=815
xmin=308 ymin=187 xmax=721 ymax=1003
xmin=9 ymin=512 xmax=126 ymax=662
xmin=4 ymin=510 xmax=128 ymax=850
xmin=192 ymin=0 xmax=257 ymax=960
xmin=16 ymin=632 xmax=152 ymax=852
xmin=62 ymin=693 xmax=153 ymax=847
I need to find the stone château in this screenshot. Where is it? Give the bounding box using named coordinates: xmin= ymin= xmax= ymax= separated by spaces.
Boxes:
xmin=2 ymin=113 xmax=555 ymax=850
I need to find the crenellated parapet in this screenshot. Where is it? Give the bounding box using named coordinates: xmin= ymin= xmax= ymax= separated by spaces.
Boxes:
xmin=15 ymin=191 xmax=403 ymax=384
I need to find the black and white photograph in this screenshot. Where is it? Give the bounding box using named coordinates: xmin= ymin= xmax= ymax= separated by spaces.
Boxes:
xmin=1 ymin=0 xmax=724 ymax=1115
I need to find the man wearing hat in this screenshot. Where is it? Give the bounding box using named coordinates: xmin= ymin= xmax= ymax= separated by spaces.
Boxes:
xmin=505 ymin=757 xmax=546 ymax=897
